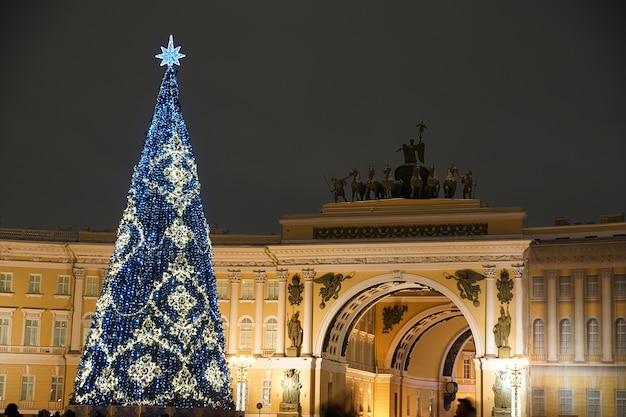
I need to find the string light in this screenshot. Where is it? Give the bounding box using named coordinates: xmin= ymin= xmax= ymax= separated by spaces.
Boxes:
xmin=71 ymin=37 xmax=233 ymax=409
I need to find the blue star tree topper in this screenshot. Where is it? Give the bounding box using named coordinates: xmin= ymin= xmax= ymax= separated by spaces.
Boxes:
xmin=71 ymin=37 xmax=234 ymax=410
xmin=156 ymin=35 xmax=186 ymax=66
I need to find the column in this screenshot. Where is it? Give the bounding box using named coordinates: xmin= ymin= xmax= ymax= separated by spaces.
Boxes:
xmin=546 ymin=270 xmax=558 ymax=362
xmin=512 ymin=264 xmax=525 ymax=356
xmin=601 ymin=268 xmax=613 ymax=362
xmin=253 ymin=269 xmax=266 ymax=356
xmin=484 ymin=265 xmax=496 ymax=356
xmin=573 ymin=269 xmax=585 ymax=362
xmin=302 ymin=268 xmax=316 ymax=356
xmin=228 ymin=269 xmax=241 ymax=355
xmin=276 ymin=268 xmax=288 ymax=356
xmin=69 ymin=267 xmax=86 ymax=352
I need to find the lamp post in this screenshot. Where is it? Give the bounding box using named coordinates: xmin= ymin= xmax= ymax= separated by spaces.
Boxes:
xmin=230 ymin=355 xmax=255 ymax=411
xmin=507 ymin=357 xmax=528 ymax=417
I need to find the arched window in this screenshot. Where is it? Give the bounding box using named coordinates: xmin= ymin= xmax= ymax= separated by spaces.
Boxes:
xmin=615 ymin=318 xmax=626 ymax=356
xmin=264 ymin=317 xmax=278 ymax=350
xmin=239 ymin=317 xmax=253 ymax=350
xmin=587 ymin=318 xmax=599 ymax=356
xmin=533 ymin=318 xmax=545 ymax=355
xmin=559 ymin=319 xmax=572 ymax=355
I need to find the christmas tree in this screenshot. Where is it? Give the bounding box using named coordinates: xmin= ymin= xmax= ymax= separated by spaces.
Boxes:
xmin=72 ymin=36 xmax=234 ymax=409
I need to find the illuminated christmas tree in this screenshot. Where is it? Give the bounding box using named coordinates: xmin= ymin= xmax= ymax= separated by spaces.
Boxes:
xmin=72 ymin=36 xmax=233 ymax=409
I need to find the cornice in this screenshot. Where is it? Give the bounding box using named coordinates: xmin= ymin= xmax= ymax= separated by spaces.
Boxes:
xmin=529 ymin=240 xmax=626 ymax=269
xmin=265 ymin=240 xmax=530 ymax=268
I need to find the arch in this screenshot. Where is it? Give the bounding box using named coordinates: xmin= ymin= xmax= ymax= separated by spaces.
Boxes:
xmin=314 ymin=272 xmax=485 ymax=360
xmin=383 ymin=304 xmax=464 ymax=371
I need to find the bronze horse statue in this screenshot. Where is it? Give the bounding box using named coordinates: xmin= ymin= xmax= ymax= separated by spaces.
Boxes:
xmin=382 ymin=165 xmax=402 ymax=199
xmin=410 ymin=164 xmax=424 ymax=198
xmin=443 ymin=164 xmax=459 ymax=199
xmin=366 ymin=166 xmax=384 ymax=200
xmin=348 ymin=169 xmax=366 ymax=201
xmin=462 ymin=170 xmax=474 ymax=199
xmin=427 ymin=163 xmax=440 ymax=198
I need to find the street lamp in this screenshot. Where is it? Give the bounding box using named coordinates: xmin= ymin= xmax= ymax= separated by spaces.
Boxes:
xmin=507 ymin=357 xmax=528 ymax=417
xmin=230 ymin=355 xmax=255 ymax=411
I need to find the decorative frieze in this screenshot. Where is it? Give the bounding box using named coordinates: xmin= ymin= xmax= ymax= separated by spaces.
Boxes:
xmin=313 ymin=223 xmax=488 ymax=239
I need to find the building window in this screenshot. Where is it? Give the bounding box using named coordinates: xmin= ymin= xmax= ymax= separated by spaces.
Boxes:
xmin=0 ymin=273 xmax=13 ymax=293
xmin=216 ymin=279 xmax=228 ymax=300
xmin=262 ymin=379 xmax=272 ymax=406
xmin=0 ymin=374 xmax=5 ymax=402
xmin=532 ymin=388 xmax=546 ymax=417
xmin=20 ymin=375 xmax=35 ymax=401
xmin=53 ymin=320 xmax=68 ymax=347
xmin=50 ymin=376 xmax=64 ymax=402
xmin=587 ymin=388 xmax=601 ymax=417
xmin=615 ymin=274 xmax=626 ymax=298
xmin=586 ymin=274 xmax=599 ymax=299
xmin=462 ymin=356 xmax=472 ymax=379
xmin=85 ymin=276 xmax=100 ymax=297
xmin=28 ymin=274 xmax=42 ymax=294
xmin=0 ymin=318 xmax=9 ymax=345
xmin=264 ymin=317 xmax=278 ymax=350
xmin=239 ymin=317 xmax=253 ymax=350
xmin=24 ymin=319 xmax=39 ymax=346
xmin=617 ymin=318 xmax=626 ymax=355
xmin=222 ymin=316 xmax=228 ymax=351
xmin=56 ymin=275 xmax=70 ymax=295
xmin=558 ymin=388 xmax=573 ymax=415
xmin=267 ymin=280 xmax=279 ymax=300
xmin=558 ymin=276 xmax=572 ymax=299
xmin=560 ymin=319 xmax=572 ymax=355
xmin=616 ymin=389 xmax=626 ymax=417
xmin=241 ymin=280 xmax=253 ymax=300
xmin=83 ymin=314 xmax=94 ymax=348
xmin=532 ymin=276 xmax=545 ymax=299
xmin=587 ymin=318 xmax=600 ymax=356
xmin=533 ymin=319 xmax=545 ymax=355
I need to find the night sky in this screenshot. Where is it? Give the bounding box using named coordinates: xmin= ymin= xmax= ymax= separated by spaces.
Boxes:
xmin=1 ymin=2 xmax=624 ymax=235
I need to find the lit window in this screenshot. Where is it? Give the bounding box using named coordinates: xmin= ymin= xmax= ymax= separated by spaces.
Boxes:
xmin=53 ymin=320 xmax=68 ymax=347
xmin=50 ymin=376 xmax=64 ymax=402
xmin=462 ymin=356 xmax=472 ymax=379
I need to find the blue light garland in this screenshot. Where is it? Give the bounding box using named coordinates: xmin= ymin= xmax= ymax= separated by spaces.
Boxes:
xmin=72 ymin=37 xmax=233 ymax=409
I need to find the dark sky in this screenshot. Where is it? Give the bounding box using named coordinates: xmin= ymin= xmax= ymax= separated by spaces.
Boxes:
xmin=1 ymin=2 xmax=625 ymax=235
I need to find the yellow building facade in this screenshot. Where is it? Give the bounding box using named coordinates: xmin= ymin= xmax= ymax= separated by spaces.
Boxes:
xmin=0 ymin=199 xmax=624 ymax=417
